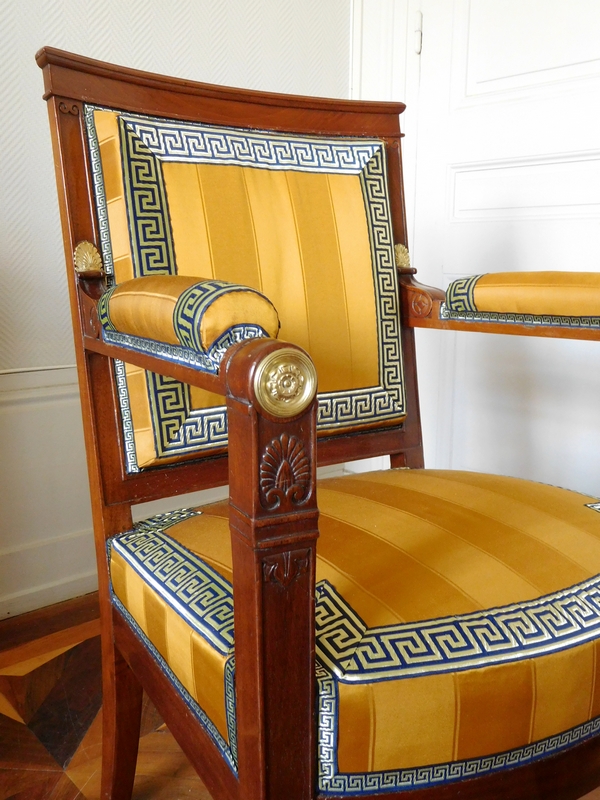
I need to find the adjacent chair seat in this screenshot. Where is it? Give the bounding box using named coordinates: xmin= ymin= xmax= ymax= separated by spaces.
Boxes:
xmin=109 ymin=468 xmax=600 ymax=794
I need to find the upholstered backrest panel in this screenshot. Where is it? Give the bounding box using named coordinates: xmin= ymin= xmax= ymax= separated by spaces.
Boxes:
xmin=87 ymin=108 xmax=405 ymax=470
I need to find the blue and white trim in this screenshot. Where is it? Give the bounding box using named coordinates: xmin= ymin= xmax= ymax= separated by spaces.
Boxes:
xmin=111 ymin=521 xmax=235 ymax=655
xmin=121 ymin=114 xmax=381 ymax=173
xmin=440 ymin=303 xmax=600 ymax=330
xmin=316 ymin=576 xmax=600 ymax=681
xmin=316 ymin=658 xmax=600 ymax=794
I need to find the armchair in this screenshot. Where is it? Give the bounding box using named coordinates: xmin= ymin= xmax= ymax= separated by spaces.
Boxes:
xmin=37 ymin=48 xmax=600 ymax=800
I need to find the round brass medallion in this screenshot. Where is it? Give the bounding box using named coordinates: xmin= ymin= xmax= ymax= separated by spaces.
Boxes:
xmin=253 ymin=348 xmax=317 ymax=418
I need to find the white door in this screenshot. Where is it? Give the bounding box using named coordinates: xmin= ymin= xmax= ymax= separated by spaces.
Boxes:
xmin=407 ymin=0 xmax=600 ymax=494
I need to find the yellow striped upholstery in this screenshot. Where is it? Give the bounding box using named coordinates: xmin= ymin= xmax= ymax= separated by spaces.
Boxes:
xmin=110 ymin=469 xmax=600 ymax=790
xmin=111 ymin=545 xmax=231 ymax=741
xmin=446 ymin=271 xmax=600 ymax=320
xmin=162 ymin=163 xmax=379 ymax=392
xmin=91 ymin=109 xmax=398 ymax=469
xmin=474 ymin=272 xmax=600 ymax=316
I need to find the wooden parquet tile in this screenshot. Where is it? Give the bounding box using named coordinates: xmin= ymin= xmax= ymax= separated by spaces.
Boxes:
xmin=0 ymin=652 xmax=67 ymax=724
xmin=0 ymin=714 xmax=62 ymax=771
xmin=28 ymin=638 xmax=102 ymax=769
xmin=0 ymin=594 xmax=208 ymax=800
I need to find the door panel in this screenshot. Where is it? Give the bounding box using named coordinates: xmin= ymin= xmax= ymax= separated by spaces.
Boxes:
xmin=410 ymin=0 xmax=600 ymax=493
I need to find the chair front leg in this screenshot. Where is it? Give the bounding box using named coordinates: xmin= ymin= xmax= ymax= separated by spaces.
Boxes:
xmin=225 ymin=340 xmax=319 ymax=800
xmin=91 ymin=491 xmax=143 ymax=800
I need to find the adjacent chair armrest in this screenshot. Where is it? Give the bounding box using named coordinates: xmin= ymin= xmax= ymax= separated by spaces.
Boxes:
xmin=445 ymin=271 xmax=600 ymax=317
xmin=399 ymin=265 xmax=600 ymax=341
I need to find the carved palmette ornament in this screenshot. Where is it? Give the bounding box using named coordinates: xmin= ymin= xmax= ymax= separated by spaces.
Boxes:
xmin=263 ymin=549 xmax=310 ymax=588
xmin=260 ymin=433 xmax=310 ymax=510
xmin=394 ymin=243 xmax=411 ymax=270
xmin=73 ymin=241 xmax=104 ymax=276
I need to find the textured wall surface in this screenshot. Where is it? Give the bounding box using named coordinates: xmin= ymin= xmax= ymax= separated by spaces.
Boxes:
xmin=0 ymin=0 xmax=352 ymax=616
xmin=0 ymin=0 xmax=351 ymax=371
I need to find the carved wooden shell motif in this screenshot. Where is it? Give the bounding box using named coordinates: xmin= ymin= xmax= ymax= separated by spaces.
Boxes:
xmin=259 ymin=433 xmax=310 ymax=510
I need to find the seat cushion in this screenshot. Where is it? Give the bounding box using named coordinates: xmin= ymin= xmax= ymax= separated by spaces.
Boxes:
xmin=109 ymin=469 xmax=600 ymax=792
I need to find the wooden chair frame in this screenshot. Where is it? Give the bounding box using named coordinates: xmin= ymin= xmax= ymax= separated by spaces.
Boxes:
xmin=37 ymin=47 xmax=600 ymax=800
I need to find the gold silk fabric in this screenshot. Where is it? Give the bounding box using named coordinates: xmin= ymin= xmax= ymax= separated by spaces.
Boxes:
xmin=89 ymin=109 xmax=401 ymax=470
xmin=110 ymin=545 xmax=231 ymax=742
xmin=162 ymin=162 xmax=379 ymax=391
xmin=110 ymin=469 xmax=600 ymax=787
xmin=107 ymin=275 xmax=280 ymax=350
xmin=475 ymin=272 xmax=600 ymax=316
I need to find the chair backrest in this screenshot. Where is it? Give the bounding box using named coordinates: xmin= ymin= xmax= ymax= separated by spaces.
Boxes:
xmin=39 ymin=49 xmax=422 ymax=500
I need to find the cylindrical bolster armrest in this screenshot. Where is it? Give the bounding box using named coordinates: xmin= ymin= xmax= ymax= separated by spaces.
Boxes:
xmin=446 ymin=272 xmax=600 ymax=316
xmin=97 ymin=275 xmax=280 ymax=353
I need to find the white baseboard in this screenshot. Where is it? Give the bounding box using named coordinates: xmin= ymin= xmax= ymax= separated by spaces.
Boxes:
xmin=0 ymin=570 xmax=98 ymax=620
xmin=0 ymin=527 xmax=97 ymax=617
xmin=0 ymin=367 xmax=97 ymax=618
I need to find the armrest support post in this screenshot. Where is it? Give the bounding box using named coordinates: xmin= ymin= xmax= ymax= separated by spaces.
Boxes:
xmin=224 ymin=339 xmax=319 ymax=800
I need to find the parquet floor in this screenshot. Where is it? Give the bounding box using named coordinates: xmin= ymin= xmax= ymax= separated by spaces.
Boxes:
xmin=1 ymin=593 xmax=600 ymax=800
xmin=0 ymin=594 xmax=208 ymax=800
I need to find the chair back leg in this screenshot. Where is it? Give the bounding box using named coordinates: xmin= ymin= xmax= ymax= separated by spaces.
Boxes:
xmin=100 ymin=632 xmax=143 ymax=800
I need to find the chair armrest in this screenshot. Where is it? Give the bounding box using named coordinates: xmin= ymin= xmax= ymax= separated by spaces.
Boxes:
xmin=446 ymin=272 xmax=600 ymax=317
xmin=98 ymin=275 xmax=280 ymax=351
xmin=72 ymin=251 xmax=282 ymax=393
xmin=400 ymin=269 xmax=600 ymax=341
xmin=92 ymin=275 xmax=280 ymax=374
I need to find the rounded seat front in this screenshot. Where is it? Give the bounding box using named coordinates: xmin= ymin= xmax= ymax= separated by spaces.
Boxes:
xmin=109 ymin=468 xmax=600 ymax=793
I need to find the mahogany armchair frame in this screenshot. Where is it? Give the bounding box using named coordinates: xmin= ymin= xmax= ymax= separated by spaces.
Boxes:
xmin=37 ymin=47 xmax=600 ymax=800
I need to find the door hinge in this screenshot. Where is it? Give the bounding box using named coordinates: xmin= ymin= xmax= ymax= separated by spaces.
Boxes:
xmin=415 ymin=10 xmax=423 ymax=55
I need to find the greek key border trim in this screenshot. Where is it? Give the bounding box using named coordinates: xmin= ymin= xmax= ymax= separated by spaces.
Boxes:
xmin=316 ymin=661 xmax=600 ymax=794
xmin=113 ymin=359 xmax=139 ymax=473
xmin=122 ymin=113 xmax=381 ymax=173
xmin=84 ymin=105 xmax=115 ymax=279
xmin=111 ymin=519 xmax=235 ymax=655
xmin=316 ymin=575 xmax=600 ymax=682
xmin=85 ymin=106 xmax=406 ymax=471
xmin=440 ymin=302 xmax=600 ymax=329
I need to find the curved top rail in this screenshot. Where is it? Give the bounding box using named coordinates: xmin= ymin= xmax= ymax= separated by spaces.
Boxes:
xmin=36 ymin=47 xmax=406 ymax=123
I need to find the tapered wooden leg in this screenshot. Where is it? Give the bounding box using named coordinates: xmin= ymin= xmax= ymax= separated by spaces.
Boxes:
xmin=100 ymin=631 xmax=143 ymax=800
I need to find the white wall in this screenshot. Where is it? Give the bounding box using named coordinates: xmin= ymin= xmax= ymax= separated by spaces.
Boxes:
xmin=345 ymin=0 xmax=415 ymax=475
xmin=0 ymin=0 xmax=351 ymax=617
xmin=410 ymin=0 xmax=600 ymax=498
